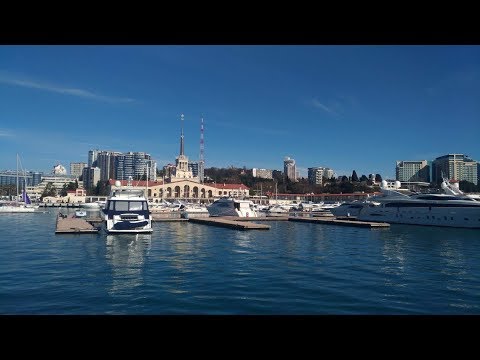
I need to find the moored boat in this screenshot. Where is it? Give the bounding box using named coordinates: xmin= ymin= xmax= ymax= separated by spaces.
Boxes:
xmin=102 ymin=180 xmax=153 ymax=233
xmin=356 ymin=180 xmax=480 ymax=228
xmin=207 ymin=197 xmax=258 ymax=217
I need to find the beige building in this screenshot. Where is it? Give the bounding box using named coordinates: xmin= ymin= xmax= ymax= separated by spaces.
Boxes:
xmin=108 ymin=179 xmax=250 ymax=203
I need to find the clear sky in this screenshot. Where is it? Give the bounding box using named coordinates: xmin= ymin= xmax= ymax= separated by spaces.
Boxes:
xmin=0 ymin=45 xmax=479 ymax=179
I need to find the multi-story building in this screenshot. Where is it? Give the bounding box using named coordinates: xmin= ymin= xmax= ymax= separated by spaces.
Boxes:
xmin=252 ymin=168 xmax=273 ymax=179
xmin=464 ymin=160 xmax=478 ymax=185
xmin=88 ymin=149 xmax=99 ymax=167
xmin=114 ymin=152 xmax=156 ymax=181
xmin=432 ymin=154 xmax=478 ymax=185
xmin=96 ymin=151 xmax=122 ymax=181
xmin=163 ymin=164 xmax=176 ymax=179
xmin=284 ymin=157 xmax=297 ymax=182
xmin=70 ymin=162 xmax=86 ymax=178
xmin=308 ymin=167 xmax=335 ymax=185
xmin=395 ymin=160 xmax=430 ymax=182
xmin=82 ymin=167 xmax=101 ymax=189
xmin=189 ymin=162 xmax=199 ymax=178
xmin=0 ymin=171 xmax=43 ymax=188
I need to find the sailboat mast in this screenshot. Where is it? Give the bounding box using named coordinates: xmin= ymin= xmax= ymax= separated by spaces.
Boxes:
xmin=16 ymin=153 xmax=19 ymax=203
xmin=145 ymin=162 xmax=149 ymax=199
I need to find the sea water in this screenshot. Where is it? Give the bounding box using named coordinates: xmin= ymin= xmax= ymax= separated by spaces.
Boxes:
xmin=1 ymin=208 xmax=479 ymax=314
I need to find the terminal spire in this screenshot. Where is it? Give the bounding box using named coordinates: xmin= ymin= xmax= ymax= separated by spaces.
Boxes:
xmin=180 ymin=113 xmax=185 ymax=156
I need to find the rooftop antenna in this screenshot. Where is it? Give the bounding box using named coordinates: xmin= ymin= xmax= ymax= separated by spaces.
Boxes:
xmin=199 ymin=117 xmax=205 ymax=184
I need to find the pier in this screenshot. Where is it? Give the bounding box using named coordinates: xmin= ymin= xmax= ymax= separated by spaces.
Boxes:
xmin=188 ymin=217 xmax=270 ymax=230
xmin=54 ymin=212 xmax=389 ymax=233
xmin=55 ymin=214 xmax=100 ymax=234
xmin=288 ymin=216 xmax=390 ymax=228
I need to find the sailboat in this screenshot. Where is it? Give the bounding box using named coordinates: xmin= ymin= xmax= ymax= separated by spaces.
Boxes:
xmin=0 ymin=154 xmax=39 ymax=213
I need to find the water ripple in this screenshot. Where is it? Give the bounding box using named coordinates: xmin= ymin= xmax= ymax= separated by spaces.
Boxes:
xmin=1 ymin=210 xmax=480 ymax=314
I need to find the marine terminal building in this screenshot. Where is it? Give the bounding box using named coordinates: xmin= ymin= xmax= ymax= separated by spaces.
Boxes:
xmin=107 ymin=114 xmax=250 ymax=202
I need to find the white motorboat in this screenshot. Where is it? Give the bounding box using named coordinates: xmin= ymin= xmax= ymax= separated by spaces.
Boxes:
xmin=79 ymin=202 xmax=101 ymax=209
xmin=102 ymin=180 xmax=153 ymax=233
xmin=75 ymin=210 xmax=87 ymax=217
xmin=356 ymin=180 xmax=480 ymax=228
xmin=330 ymin=201 xmax=368 ymax=217
xmin=207 ymin=197 xmax=258 ymax=217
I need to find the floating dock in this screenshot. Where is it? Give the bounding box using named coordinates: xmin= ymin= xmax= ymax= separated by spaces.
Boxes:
xmin=55 ymin=215 xmax=100 ymax=234
xmin=288 ymin=216 xmax=390 ymax=228
xmin=188 ymin=217 xmax=270 ymax=230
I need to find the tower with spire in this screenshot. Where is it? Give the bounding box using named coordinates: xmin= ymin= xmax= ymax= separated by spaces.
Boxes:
xmin=172 ymin=114 xmax=195 ymax=181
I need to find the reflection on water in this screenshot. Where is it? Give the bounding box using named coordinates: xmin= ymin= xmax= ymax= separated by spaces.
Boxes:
xmin=105 ymin=234 xmax=151 ymax=295
xmin=2 ymin=211 xmax=480 ymax=314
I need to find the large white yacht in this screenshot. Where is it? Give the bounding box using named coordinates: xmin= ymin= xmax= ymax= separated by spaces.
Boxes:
xmin=207 ymin=197 xmax=258 ymax=217
xmin=102 ymin=180 xmax=153 ymax=233
xmin=356 ymin=180 xmax=480 ymax=228
xmin=330 ymin=201 xmax=369 ymax=218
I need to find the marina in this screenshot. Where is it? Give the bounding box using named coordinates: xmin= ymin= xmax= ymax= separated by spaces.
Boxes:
xmin=1 ymin=207 xmax=480 ymax=315
xmin=1 ymin=45 xmax=479 ymax=316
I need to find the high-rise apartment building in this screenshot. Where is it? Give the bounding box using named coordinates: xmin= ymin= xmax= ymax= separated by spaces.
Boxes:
xmin=395 ymin=160 xmax=430 ymax=182
xmin=432 ymin=154 xmax=478 ymax=185
xmin=284 ymin=157 xmax=297 ymax=182
xmin=189 ymin=162 xmax=199 ymax=178
xmin=115 ymin=152 xmax=156 ymax=181
xmin=82 ymin=167 xmax=101 ymax=189
xmin=308 ymin=167 xmax=334 ymax=185
xmin=70 ymin=162 xmax=86 ymax=178
xmin=88 ymin=149 xmax=99 ymax=167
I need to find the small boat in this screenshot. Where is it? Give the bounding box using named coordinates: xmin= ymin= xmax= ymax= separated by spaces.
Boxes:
xmin=75 ymin=210 xmax=87 ymax=217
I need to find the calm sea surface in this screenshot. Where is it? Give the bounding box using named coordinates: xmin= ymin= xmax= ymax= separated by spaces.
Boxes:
xmin=1 ymin=208 xmax=479 ymax=314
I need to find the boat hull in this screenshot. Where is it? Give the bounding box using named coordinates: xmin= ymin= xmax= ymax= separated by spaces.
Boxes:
xmin=358 ymin=205 xmax=480 ymax=228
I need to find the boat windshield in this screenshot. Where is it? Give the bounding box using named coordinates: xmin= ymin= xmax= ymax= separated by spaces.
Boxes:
xmin=107 ymin=200 xmax=147 ymax=211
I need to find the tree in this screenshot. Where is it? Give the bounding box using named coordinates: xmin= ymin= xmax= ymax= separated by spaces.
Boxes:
xmin=41 ymin=182 xmax=57 ymax=199
xmin=459 ymin=180 xmax=479 ymax=193
xmin=360 ymin=175 xmax=368 ymax=182
xmin=351 ymin=170 xmax=359 ymax=182
xmin=375 ymin=174 xmax=383 ymax=182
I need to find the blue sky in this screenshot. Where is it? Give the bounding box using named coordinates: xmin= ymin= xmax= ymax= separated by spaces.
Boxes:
xmin=0 ymin=45 xmax=479 ymax=179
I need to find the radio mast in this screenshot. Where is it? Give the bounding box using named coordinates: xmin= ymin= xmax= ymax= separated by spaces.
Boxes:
xmin=199 ymin=117 xmax=205 ymax=183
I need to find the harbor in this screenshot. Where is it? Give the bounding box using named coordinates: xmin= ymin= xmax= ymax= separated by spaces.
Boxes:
xmin=1 ymin=45 xmax=479 ymax=315
xmin=61 ymin=211 xmax=388 ymax=232
xmin=2 ymin=208 xmax=480 ymax=315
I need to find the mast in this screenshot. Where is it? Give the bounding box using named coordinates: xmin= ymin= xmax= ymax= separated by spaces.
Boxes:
xmin=16 ymin=153 xmax=19 ymax=204
xmin=145 ymin=162 xmax=148 ymax=199
xmin=199 ymin=117 xmax=205 ymax=184
xmin=261 ymin=183 xmax=263 ymax=205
